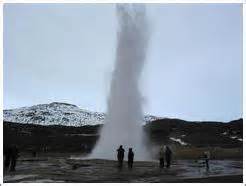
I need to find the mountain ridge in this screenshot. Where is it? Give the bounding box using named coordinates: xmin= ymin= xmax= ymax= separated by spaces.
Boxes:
xmin=3 ymin=102 xmax=159 ymax=127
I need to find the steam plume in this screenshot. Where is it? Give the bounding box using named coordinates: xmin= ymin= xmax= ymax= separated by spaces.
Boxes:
xmin=91 ymin=4 xmax=150 ymax=160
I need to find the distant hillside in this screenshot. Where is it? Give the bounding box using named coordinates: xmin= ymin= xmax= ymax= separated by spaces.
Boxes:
xmin=144 ymin=118 xmax=243 ymax=148
xmin=3 ymin=102 xmax=159 ymax=127
xmin=3 ymin=118 xmax=242 ymax=155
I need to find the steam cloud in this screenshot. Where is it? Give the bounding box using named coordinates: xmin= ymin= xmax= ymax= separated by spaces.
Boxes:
xmin=91 ymin=4 xmax=150 ymax=160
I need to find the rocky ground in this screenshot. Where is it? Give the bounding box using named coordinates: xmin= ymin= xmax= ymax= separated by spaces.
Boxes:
xmin=3 ymin=153 xmax=243 ymax=183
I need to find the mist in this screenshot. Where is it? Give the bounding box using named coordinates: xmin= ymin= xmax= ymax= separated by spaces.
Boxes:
xmin=90 ymin=4 xmax=150 ymax=160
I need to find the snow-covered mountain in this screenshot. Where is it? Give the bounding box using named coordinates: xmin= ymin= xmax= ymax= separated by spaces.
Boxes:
xmin=3 ymin=102 xmax=159 ymax=127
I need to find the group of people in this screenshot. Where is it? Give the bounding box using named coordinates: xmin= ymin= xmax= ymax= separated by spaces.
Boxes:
xmin=159 ymin=145 xmax=172 ymax=168
xmin=116 ymin=144 xmax=210 ymax=171
xmin=4 ymin=144 xmax=209 ymax=172
xmin=4 ymin=145 xmax=19 ymax=172
xmin=116 ymin=145 xmax=173 ymax=169
xmin=117 ymin=145 xmax=134 ymax=169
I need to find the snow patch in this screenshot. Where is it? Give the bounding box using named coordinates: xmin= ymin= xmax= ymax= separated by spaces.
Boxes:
xmin=170 ymin=137 xmax=188 ymax=146
xmin=222 ymin=132 xmax=228 ymax=135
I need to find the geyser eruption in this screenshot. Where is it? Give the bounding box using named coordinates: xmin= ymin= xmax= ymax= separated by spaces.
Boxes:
xmin=91 ymin=4 xmax=150 ymax=160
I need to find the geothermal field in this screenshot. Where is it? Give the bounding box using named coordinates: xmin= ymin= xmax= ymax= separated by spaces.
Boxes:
xmin=3 ymin=153 xmax=242 ymax=183
xmin=3 ymin=4 xmax=243 ymax=183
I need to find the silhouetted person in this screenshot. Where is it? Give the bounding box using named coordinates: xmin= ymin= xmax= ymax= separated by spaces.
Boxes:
xmin=159 ymin=146 xmax=165 ymax=168
xmin=4 ymin=146 xmax=12 ymax=171
xmin=32 ymin=150 xmax=37 ymax=158
xmin=128 ymin=148 xmax=134 ymax=169
xmin=165 ymin=146 xmax=172 ymax=168
xmin=203 ymin=151 xmax=210 ymax=171
xmin=10 ymin=145 xmax=19 ymax=172
xmin=117 ymin=145 xmax=125 ymax=168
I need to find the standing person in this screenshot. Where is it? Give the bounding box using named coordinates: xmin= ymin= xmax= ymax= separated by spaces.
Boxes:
xmin=117 ymin=145 xmax=125 ymax=168
xmin=10 ymin=145 xmax=19 ymax=172
xmin=165 ymin=146 xmax=172 ymax=168
xmin=128 ymin=148 xmax=134 ymax=169
xmin=4 ymin=146 xmax=12 ymax=171
xmin=159 ymin=146 xmax=165 ymax=168
xmin=203 ymin=151 xmax=210 ymax=171
xmin=32 ymin=149 xmax=37 ymax=158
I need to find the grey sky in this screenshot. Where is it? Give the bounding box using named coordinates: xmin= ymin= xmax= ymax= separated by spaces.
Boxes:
xmin=4 ymin=3 xmax=242 ymax=122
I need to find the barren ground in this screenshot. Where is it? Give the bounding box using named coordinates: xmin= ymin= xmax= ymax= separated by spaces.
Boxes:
xmin=3 ymin=153 xmax=243 ymax=183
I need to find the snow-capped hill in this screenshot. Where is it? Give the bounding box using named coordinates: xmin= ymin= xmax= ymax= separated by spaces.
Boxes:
xmin=144 ymin=115 xmax=159 ymax=123
xmin=4 ymin=102 xmax=105 ymax=127
xmin=3 ymin=102 xmax=159 ymax=127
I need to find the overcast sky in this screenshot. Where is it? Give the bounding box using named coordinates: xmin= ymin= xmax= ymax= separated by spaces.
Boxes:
xmin=4 ymin=3 xmax=242 ymax=122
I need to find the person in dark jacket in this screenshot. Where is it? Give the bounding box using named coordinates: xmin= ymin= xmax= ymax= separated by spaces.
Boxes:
xmin=203 ymin=151 xmax=210 ymax=171
xmin=117 ymin=145 xmax=125 ymax=168
xmin=159 ymin=146 xmax=165 ymax=168
xmin=128 ymin=148 xmax=134 ymax=169
xmin=9 ymin=145 xmax=19 ymax=172
xmin=4 ymin=146 xmax=12 ymax=171
xmin=165 ymin=146 xmax=172 ymax=168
